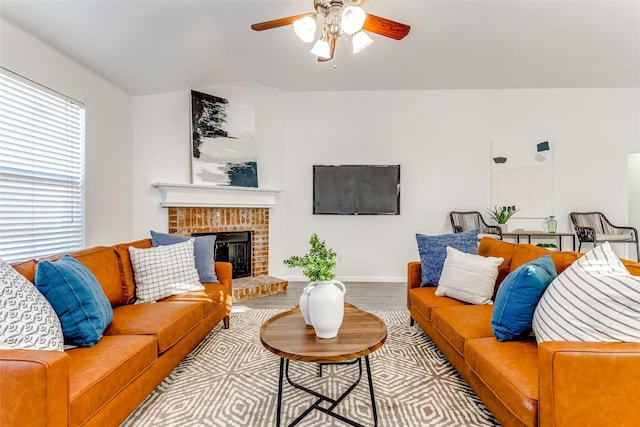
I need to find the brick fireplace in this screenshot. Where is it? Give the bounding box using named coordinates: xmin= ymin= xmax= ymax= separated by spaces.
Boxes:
xmin=153 ymin=183 xmax=287 ymax=301
xmin=168 ymin=207 xmax=269 ymax=277
xmin=166 ymin=206 xmax=287 ymax=301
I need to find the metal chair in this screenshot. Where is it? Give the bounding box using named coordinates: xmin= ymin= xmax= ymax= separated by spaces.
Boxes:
xmin=449 ymin=211 xmax=502 ymax=240
xmin=570 ymin=211 xmax=639 ymax=260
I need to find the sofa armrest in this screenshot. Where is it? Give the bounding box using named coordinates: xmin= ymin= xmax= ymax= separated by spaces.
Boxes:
xmin=0 ymin=349 xmax=69 ymax=427
xmin=214 ymin=261 xmax=232 ymax=295
xmin=214 ymin=261 xmax=233 ymax=328
xmin=538 ymin=341 xmax=640 ymax=427
xmin=407 ymin=261 xmax=421 ymax=311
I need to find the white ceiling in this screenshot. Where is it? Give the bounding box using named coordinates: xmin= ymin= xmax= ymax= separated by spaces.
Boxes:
xmin=2 ymin=0 xmax=639 ymax=96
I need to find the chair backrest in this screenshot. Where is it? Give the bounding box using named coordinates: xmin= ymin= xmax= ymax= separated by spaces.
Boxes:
xmin=450 ymin=211 xmax=486 ymax=233
xmin=570 ymin=212 xmax=607 ymax=234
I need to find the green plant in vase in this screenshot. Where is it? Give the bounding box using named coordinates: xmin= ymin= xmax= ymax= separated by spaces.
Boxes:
xmin=283 ymin=233 xmax=337 ymax=282
xmin=284 ymin=234 xmax=344 ymax=337
xmin=486 ymin=205 xmax=519 ymax=224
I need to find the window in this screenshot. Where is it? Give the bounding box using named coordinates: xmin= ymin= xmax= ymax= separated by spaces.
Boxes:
xmin=0 ymin=69 xmax=85 ymax=263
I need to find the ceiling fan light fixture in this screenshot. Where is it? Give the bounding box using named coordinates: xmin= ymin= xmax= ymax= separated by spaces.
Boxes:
xmin=310 ymin=39 xmax=331 ymax=59
xmin=341 ymin=6 xmax=366 ymax=35
xmin=293 ymin=16 xmax=316 ymax=43
xmin=352 ymin=31 xmax=373 ymax=54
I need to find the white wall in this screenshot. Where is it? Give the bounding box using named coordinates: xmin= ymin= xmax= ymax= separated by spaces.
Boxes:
xmin=280 ymin=89 xmax=640 ymax=280
xmin=132 ymin=87 xmax=640 ymax=281
xmin=1 ymin=19 xmax=135 ymax=247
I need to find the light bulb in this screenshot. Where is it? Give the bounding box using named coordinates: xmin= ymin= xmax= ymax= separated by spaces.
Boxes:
xmin=293 ymin=16 xmax=316 ymax=43
xmin=352 ymin=31 xmax=373 ymax=54
xmin=310 ymin=39 xmax=331 ymax=59
xmin=341 ymin=6 xmax=366 ymax=35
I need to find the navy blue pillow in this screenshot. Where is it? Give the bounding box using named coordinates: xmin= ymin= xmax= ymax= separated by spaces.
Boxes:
xmin=35 ymin=255 xmax=113 ymax=347
xmin=416 ymin=230 xmax=479 ymax=286
xmin=491 ymin=255 xmax=557 ymax=342
xmin=150 ymin=231 xmax=218 ymax=283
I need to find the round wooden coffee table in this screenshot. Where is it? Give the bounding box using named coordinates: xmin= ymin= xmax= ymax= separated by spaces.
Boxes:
xmin=260 ymin=304 xmax=387 ymax=427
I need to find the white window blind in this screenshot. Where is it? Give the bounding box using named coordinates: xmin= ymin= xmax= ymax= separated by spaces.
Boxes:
xmin=0 ymin=70 xmax=85 ymax=263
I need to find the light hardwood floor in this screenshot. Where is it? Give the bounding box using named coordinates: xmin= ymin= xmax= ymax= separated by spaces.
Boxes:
xmin=233 ymin=281 xmax=407 ymax=312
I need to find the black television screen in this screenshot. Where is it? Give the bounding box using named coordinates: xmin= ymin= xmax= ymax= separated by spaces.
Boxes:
xmin=313 ymin=165 xmax=400 ymax=215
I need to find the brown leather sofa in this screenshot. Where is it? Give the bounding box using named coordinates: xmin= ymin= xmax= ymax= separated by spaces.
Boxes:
xmin=0 ymin=239 xmax=232 ymax=427
xmin=407 ymin=238 xmax=640 ymax=427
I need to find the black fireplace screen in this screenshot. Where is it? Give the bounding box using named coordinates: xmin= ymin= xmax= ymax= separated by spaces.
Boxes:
xmin=192 ymin=231 xmax=251 ymax=279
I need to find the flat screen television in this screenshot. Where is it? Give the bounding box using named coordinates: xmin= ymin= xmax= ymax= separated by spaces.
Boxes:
xmin=313 ymin=165 xmax=400 ymax=215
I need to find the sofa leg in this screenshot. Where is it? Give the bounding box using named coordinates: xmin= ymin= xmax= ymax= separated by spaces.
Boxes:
xmin=409 ymin=317 xmax=415 ymax=326
xmin=223 ymin=315 xmax=230 ymax=329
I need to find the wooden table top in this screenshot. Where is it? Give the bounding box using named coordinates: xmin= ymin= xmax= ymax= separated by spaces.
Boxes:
xmin=260 ymin=304 xmax=387 ymax=363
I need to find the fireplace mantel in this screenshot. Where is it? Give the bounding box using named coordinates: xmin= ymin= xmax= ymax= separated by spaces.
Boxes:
xmin=152 ymin=183 xmax=281 ymax=208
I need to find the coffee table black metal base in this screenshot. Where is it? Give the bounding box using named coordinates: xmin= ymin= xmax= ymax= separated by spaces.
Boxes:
xmin=276 ymin=356 xmax=378 ymax=427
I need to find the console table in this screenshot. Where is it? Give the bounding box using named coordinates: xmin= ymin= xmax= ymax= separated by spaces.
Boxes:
xmin=502 ymin=231 xmax=575 ymax=251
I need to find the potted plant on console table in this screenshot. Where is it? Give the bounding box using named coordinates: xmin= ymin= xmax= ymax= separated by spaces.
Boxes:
xmin=486 ymin=205 xmax=519 ymax=233
xmin=283 ymin=233 xmax=346 ymax=339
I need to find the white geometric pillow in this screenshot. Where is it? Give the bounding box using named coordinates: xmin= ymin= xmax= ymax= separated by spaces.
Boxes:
xmin=0 ymin=259 xmax=64 ymax=351
xmin=436 ymin=246 xmax=504 ymax=305
xmin=532 ymin=242 xmax=640 ymax=343
xmin=129 ymin=239 xmax=204 ymax=304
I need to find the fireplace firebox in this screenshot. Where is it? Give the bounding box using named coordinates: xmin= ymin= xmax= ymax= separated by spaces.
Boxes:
xmin=193 ymin=231 xmax=251 ymax=279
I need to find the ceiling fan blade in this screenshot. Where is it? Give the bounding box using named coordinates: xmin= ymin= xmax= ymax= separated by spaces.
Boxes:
xmin=318 ymin=37 xmax=337 ymax=62
xmin=362 ymin=13 xmax=410 ymax=40
xmin=251 ymin=13 xmax=314 ymax=31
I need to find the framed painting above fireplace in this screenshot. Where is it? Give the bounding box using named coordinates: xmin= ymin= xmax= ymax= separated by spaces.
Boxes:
xmin=190 ymin=90 xmax=258 ymax=187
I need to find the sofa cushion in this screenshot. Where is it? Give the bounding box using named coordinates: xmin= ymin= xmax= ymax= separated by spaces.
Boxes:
xmin=64 ymin=246 xmax=126 ymax=307
xmin=129 ymin=240 xmax=204 ymax=304
xmin=436 ymin=246 xmax=503 ymax=304
xmin=9 ymin=259 xmax=38 ymax=283
xmin=465 ymin=337 xmax=539 ymax=427
xmin=533 ymin=242 xmax=640 ymax=343
xmin=477 ymin=237 xmax=515 ymax=292
xmin=104 ymin=301 xmax=203 ymax=353
xmin=35 ymin=255 xmax=113 ymax=347
xmin=511 ymin=244 xmax=581 ymax=275
xmin=150 ymin=230 xmax=218 ymax=283
xmin=163 ymin=282 xmax=226 ymax=317
xmin=114 ymin=239 xmax=152 ymax=305
xmin=431 ymin=305 xmax=494 ymax=356
xmin=408 ymin=286 xmax=467 ymax=322
xmin=621 ymin=258 xmax=640 ymax=276
xmin=491 ymin=255 xmax=557 ymax=341
xmin=66 ymin=334 xmax=157 ymax=426
xmin=416 ymin=230 xmax=479 ymax=286
xmin=0 ymin=258 xmax=64 ymax=351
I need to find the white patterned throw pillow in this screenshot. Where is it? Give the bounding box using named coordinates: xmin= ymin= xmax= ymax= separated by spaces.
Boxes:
xmin=435 ymin=246 xmax=504 ymax=305
xmin=129 ymin=239 xmax=204 ymax=304
xmin=0 ymin=259 xmax=64 ymax=351
xmin=532 ymin=242 xmax=640 ymax=343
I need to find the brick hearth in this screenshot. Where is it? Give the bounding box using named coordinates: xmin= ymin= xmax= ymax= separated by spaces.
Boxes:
xmin=167 ymin=206 xmax=287 ymax=301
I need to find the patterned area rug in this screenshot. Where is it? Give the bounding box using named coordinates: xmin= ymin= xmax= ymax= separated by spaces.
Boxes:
xmin=122 ymin=309 xmax=499 ymax=426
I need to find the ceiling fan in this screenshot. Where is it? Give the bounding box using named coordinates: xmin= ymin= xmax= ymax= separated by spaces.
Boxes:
xmin=251 ymin=0 xmax=410 ymax=62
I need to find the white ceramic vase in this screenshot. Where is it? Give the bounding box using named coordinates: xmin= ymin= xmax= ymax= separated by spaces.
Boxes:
xmin=299 ymin=282 xmax=313 ymax=326
xmin=307 ymin=280 xmax=346 ymax=339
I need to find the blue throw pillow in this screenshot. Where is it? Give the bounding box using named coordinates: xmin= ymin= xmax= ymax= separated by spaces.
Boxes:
xmin=150 ymin=231 xmax=218 ymax=283
xmin=491 ymin=255 xmax=557 ymax=342
xmin=416 ymin=230 xmax=479 ymax=286
xmin=35 ymin=255 xmax=113 ymax=347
